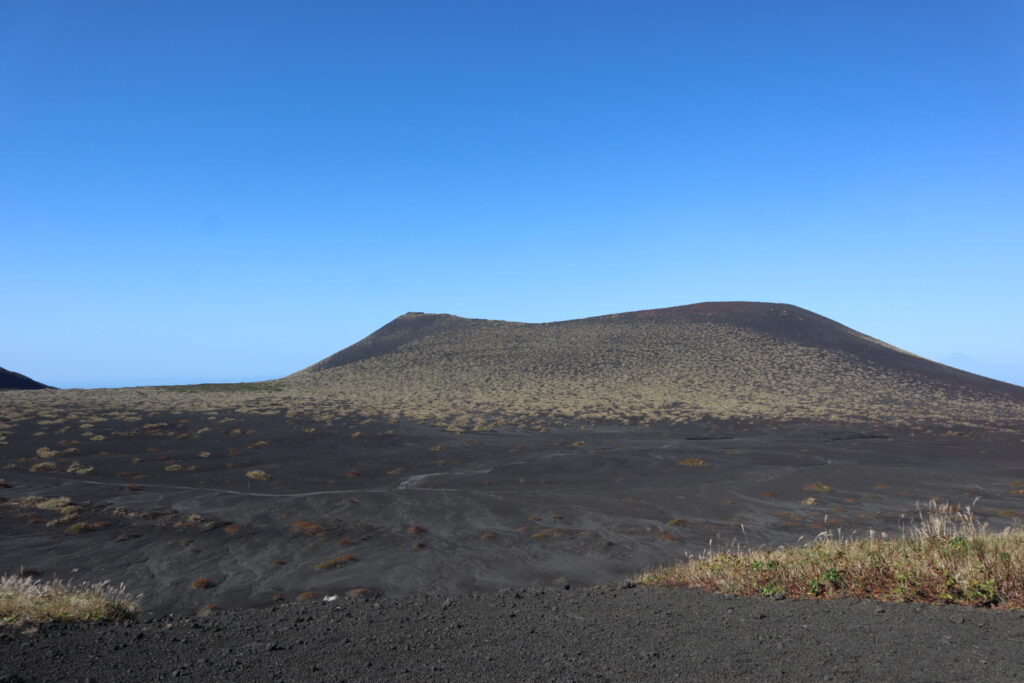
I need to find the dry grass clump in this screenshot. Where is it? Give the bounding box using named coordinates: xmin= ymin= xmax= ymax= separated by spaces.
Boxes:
xmin=292 ymin=520 xmax=326 ymax=535
xmin=245 ymin=469 xmax=271 ymax=481
xmin=66 ymin=461 xmax=94 ymax=475
xmin=0 ymin=575 xmax=141 ymax=623
xmin=638 ymin=502 xmax=1024 ymax=609
xmin=314 ymin=554 xmax=357 ymax=570
xmin=678 ymin=458 xmax=709 ymax=467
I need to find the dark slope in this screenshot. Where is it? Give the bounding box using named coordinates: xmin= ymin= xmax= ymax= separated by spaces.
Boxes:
xmin=0 ymin=366 xmax=50 ymax=390
xmin=305 ymin=312 xmax=474 ymax=372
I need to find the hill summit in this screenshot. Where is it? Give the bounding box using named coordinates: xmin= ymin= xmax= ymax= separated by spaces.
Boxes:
xmin=290 ymin=302 xmax=1024 ymax=427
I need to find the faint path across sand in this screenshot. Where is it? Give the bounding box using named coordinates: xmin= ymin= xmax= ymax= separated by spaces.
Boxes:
xmin=39 ymin=475 xmax=487 ymax=498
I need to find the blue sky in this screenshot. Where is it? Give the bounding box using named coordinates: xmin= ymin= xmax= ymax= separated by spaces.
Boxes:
xmin=2 ymin=1 xmax=1022 ymax=388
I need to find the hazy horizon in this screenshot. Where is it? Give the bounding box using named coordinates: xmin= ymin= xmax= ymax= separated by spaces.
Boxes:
xmin=3 ymin=2 xmax=1022 ymax=389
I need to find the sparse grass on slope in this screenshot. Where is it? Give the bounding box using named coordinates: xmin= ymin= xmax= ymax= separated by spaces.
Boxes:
xmin=638 ymin=502 xmax=1024 ymax=609
xmin=0 ymin=575 xmax=141 ymax=624
xmin=160 ymin=381 xmax=282 ymax=393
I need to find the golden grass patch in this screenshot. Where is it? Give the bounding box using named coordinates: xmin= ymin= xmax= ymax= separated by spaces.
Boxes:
xmin=0 ymin=575 xmax=140 ymax=624
xmin=638 ymin=502 xmax=1024 ymax=609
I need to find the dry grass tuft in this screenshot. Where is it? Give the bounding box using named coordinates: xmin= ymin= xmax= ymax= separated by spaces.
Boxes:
xmin=292 ymin=520 xmax=326 ymax=536
xmin=314 ymin=554 xmax=357 ymax=570
xmin=638 ymin=502 xmax=1024 ymax=609
xmin=245 ymin=469 xmax=271 ymax=481
xmin=678 ymin=458 xmax=709 ymax=467
xmin=0 ymin=575 xmax=141 ymax=623
xmin=66 ymin=461 xmax=94 ymax=475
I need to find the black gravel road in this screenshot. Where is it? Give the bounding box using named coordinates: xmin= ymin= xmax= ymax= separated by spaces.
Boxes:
xmin=4 ymin=585 xmax=1024 ymax=682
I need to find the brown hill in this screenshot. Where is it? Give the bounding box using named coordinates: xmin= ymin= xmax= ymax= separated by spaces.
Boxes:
xmin=0 ymin=366 xmax=51 ymax=390
xmin=291 ymin=302 xmax=1024 ymax=427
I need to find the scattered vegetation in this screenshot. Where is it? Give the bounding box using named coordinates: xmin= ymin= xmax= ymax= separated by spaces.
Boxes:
xmin=638 ymin=502 xmax=1024 ymax=609
xmin=160 ymin=382 xmax=282 ymax=394
xmin=0 ymin=575 xmax=141 ymax=623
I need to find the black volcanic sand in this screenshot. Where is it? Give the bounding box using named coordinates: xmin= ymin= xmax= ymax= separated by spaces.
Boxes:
xmin=2 ymin=412 xmax=1023 ymax=617
xmin=5 ymin=586 xmax=1024 ymax=682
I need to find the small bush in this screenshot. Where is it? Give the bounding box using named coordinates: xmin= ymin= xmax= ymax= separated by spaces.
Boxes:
xmin=245 ymin=469 xmax=271 ymax=481
xmin=191 ymin=578 xmax=216 ymax=589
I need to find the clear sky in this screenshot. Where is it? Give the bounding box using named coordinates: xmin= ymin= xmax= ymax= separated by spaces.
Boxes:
xmin=2 ymin=1 xmax=1022 ymax=389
